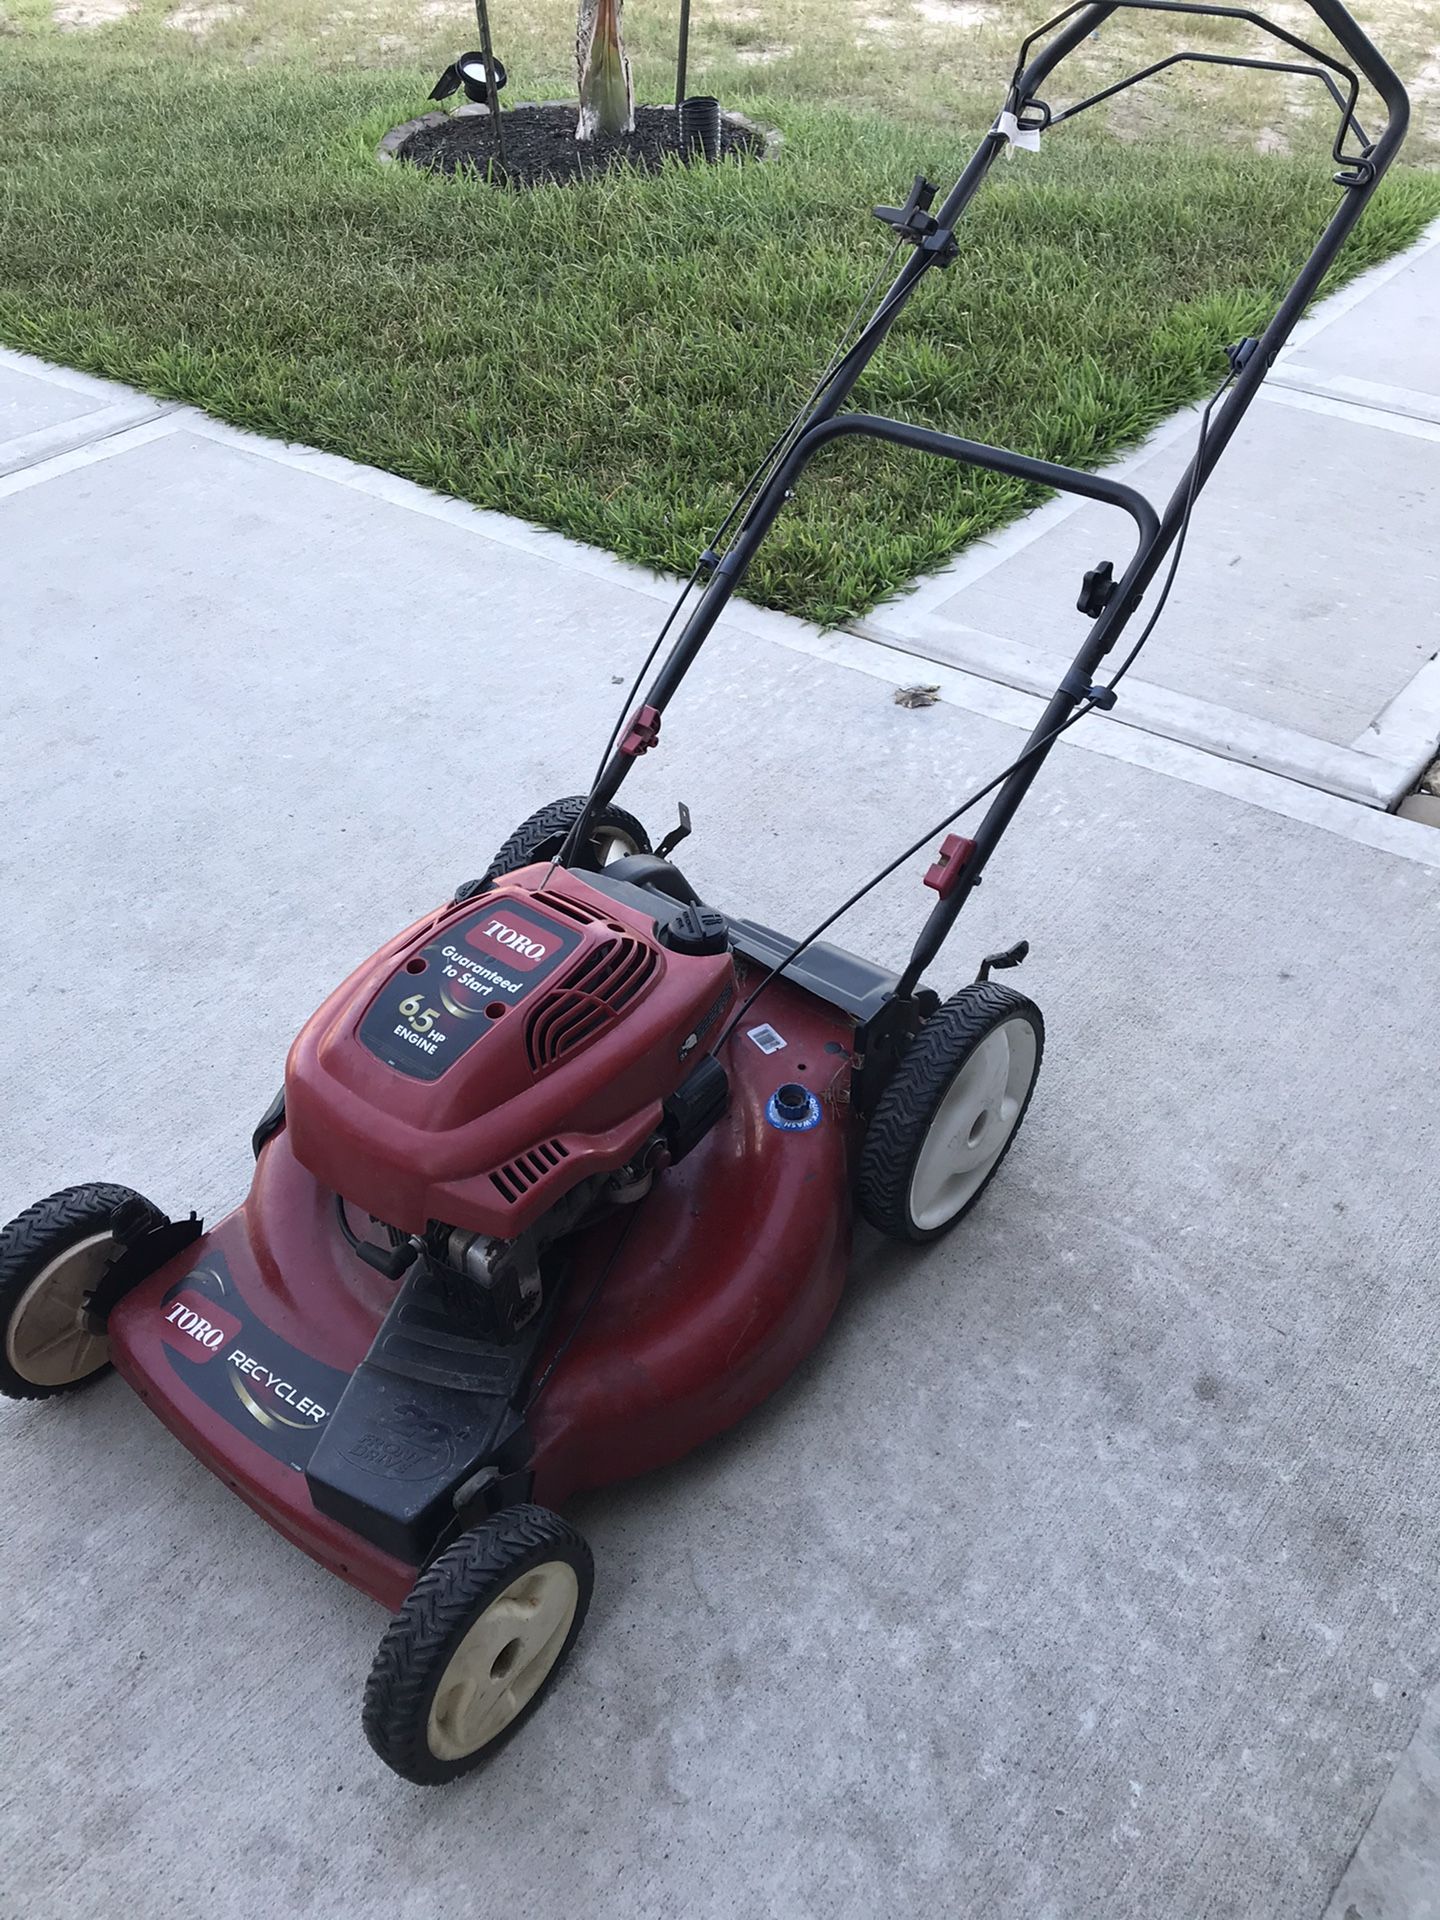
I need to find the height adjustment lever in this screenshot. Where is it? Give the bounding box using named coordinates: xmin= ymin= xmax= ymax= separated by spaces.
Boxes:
xmin=975 ymin=940 xmax=1029 ymax=983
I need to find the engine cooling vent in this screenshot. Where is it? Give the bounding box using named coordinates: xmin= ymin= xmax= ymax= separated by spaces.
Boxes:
xmin=490 ymin=1138 xmax=570 ymax=1206
xmin=532 ymin=887 xmax=609 ymax=927
xmin=525 ymin=935 xmax=659 ymax=1071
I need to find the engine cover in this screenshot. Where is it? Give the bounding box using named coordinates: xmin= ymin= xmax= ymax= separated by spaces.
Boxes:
xmin=284 ymin=865 xmax=736 ymax=1238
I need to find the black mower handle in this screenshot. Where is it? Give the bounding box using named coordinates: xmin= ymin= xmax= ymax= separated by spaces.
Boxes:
xmin=568 ymin=0 xmax=1409 ymax=1007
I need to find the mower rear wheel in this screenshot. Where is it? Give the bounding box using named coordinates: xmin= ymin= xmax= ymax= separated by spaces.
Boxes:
xmin=363 ymin=1504 xmax=593 ymax=1784
xmin=858 ymin=982 xmax=1043 ymax=1244
xmin=477 ymin=795 xmax=651 ymax=890
xmin=0 ymin=1183 xmax=158 ymax=1400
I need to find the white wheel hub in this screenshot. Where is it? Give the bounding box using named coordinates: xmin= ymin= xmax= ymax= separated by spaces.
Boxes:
xmin=5 ymin=1231 xmax=115 ymax=1387
xmin=908 ymin=1016 xmax=1038 ymax=1232
xmin=426 ymin=1559 xmax=579 ymax=1761
xmin=591 ymin=825 xmax=641 ymax=866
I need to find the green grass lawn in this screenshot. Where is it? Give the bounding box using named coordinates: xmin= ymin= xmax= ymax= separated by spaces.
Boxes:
xmin=3 ymin=6 xmax=1437 ymax=623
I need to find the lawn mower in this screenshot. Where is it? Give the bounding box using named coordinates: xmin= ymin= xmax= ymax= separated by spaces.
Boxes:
xmin=0 ymin=0 xmax=1407 ymax=1784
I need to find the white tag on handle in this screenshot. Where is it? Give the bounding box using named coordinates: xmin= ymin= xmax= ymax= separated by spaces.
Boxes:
xmin=996 ymin=110 xmax=1041 ymax=153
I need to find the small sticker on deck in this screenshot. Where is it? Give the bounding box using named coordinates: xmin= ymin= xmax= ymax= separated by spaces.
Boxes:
xmin=746 ymin=1023 xmax=786 ymax=1055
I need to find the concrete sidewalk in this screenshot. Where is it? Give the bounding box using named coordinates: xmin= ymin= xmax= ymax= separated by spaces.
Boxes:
xmin=863 ymin=220 xmax=1440 ymax=812
xmin=1 ymin=263 xmax=1438 ymax=1920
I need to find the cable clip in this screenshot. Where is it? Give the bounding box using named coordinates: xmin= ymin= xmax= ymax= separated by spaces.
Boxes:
xmin=995 ymin=109 xmax=1042 ymax=153
xmin=1060 ymin=666 xmax=1118 ymax=710
xmin=872 ymin=177 xmax=959 ymax=265
xmin=873 ymin=174 xmax=940 ymax=240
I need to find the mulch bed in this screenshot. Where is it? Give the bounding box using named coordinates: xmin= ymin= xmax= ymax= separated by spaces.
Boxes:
xmin=400 ymin=102 xmax=762 ymax=188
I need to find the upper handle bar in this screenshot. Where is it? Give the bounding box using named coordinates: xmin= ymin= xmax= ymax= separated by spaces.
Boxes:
xmin=1006 ymin=0 xmax=1408 ymax=173
xmin=772 ymin=414 xmax=1160 ymax=550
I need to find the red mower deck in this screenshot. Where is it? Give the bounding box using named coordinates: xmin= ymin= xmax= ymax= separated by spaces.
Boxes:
xmin=109 ymin=971 xmax=854 ymax=1611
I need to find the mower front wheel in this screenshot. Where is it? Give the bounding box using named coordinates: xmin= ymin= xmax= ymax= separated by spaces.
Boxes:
xmin=363 ymin=1504 xmax=593 ymax=1784
xmin=0 ymin=1183 xmax=160 ymax=1400
xmin=858 ymin=982 xmax=1044 ymax=1244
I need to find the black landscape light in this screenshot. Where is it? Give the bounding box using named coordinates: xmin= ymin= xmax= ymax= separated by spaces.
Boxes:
xmin=429 ymin=50 xmax=509 ymax=106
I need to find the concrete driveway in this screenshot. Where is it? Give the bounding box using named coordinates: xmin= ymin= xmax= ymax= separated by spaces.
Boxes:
xmin=1 ymin=314 xmax=1438 ymax=1920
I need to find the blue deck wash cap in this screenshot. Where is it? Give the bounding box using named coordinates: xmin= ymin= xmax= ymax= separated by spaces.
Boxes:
xmin=766 ymin=1083 xmax=822 ymax=1132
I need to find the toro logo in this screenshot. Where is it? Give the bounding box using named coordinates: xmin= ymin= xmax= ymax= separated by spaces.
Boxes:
xmin=158 ymin=1289 xmax=242 ymax=1363
xmin=465 ymin=912 xmax=555 ymax=973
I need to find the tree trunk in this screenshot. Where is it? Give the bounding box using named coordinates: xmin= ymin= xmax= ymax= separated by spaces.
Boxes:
xmin=575 ymin=0 xmax=634 ymax=141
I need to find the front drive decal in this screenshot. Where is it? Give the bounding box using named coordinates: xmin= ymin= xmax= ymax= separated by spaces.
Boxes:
xmin=159 ymin=1257 xmax=351 ymax=1473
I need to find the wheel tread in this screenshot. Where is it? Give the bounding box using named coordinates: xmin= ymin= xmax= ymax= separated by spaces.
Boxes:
xmin=0 ymin=1183 xmax=155 ymax=1400
xmin=857 ymin=982 xmax=1044 ymax=1243
xmin=363 ymin=1503 xmax=593 ymax=1784
xmin=479 ymin=797 xmax=651 ymax=889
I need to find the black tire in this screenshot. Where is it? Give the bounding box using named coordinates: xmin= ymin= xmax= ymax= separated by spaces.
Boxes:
xmin=0 ymin=1183 xmax=158 ymax=1400
xmin=363 ymin=1504 xmax=594 ymax=1785
xmin=457 ymin=797 xmax=652 ymax=901
xmin=857 ymin=982 xmax=1044 ymax=1244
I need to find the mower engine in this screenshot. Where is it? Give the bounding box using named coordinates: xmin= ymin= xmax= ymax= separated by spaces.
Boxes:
xmin=283 ymin=863 xmax=736 ymax=1341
